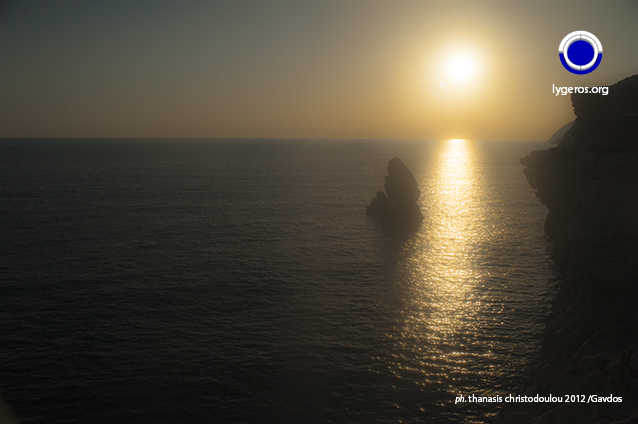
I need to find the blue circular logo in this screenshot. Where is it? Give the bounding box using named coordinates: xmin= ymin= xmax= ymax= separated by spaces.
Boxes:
xmin=559 ymin=31 xmax=602 ymax=75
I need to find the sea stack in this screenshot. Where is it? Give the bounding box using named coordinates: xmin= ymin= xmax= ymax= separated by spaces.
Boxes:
xmin=366 ymin=157 xmax=423 ymax=230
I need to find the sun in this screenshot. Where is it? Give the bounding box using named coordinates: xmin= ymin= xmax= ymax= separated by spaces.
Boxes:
xmin=447 ymin=55 xmax=476 ymax=82
xmin=431 ymin=46 xmax=485 ymax=96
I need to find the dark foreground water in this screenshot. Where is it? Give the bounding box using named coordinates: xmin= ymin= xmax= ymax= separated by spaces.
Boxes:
xmin=0 ymin=139 xmax=559 ymax=423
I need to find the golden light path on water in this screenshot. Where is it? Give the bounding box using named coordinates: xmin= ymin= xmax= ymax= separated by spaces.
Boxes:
xmin=389 ymin=139 xmax=497 ymax=394
xmin=425 ymin=139 xmax=482 ymax=332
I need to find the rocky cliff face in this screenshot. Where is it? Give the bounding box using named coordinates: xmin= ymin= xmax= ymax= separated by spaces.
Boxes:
xmin=548 ymin=120 xmax=574 ymax=145
xmin=495 ymin=75 xmax=638 ymax=424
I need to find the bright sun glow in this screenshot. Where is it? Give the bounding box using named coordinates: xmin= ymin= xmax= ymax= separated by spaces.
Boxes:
xmin=447 ymin=55 xmax=476 ymax=82
xmin=434 ymin=49 xmax=483 ymax=92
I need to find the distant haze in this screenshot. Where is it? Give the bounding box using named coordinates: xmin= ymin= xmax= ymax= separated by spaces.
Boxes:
xmin=1 ymin=0 xmax=637 ymax=140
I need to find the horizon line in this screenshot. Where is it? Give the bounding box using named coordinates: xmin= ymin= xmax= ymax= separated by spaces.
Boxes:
xmin=0 ymin=136 xmax=545 ymax=143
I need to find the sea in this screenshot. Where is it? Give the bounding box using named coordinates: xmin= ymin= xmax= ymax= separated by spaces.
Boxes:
xmin=0 ymin=138 xmax=560 ymax=424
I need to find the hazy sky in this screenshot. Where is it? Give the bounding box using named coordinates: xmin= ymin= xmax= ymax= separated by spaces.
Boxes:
xmin=1 ymin=0 xmax=637 ymax=140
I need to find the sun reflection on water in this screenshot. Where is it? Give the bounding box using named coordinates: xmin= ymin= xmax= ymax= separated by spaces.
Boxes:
xmin=390 ymin=139 xmax=494 ymax=391
xmin=431 ymin=139 xmax=483 ymax=329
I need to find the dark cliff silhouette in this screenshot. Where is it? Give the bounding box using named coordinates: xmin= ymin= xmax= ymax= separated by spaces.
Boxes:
xmin=367 ymin=157 xmax=423 ymax=230
xmin=496 ymin=74 xmax=638 ymax=424
xmin=547 ymin=120 xmax=574 ymax=144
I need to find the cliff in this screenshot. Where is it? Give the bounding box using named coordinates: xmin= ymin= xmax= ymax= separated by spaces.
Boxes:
xmin=547 ymin=120 xmax=574 ymax=145
xmin=495 ymin=75 xmax=638 ymax=424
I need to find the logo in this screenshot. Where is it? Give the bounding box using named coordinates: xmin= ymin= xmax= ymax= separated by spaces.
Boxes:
xmin=559 ymin=31 xmax=602 ymax=75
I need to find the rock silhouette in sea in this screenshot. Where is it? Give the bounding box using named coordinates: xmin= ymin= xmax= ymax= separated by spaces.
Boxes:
xmin=366 ymin=157 xmax=423 ymax=230
xmin=495 ymin=74 xmax=638 ymax=424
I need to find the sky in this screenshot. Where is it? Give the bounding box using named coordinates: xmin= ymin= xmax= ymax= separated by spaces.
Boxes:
xmin=1 ymin=0 xmax=637 ymax=140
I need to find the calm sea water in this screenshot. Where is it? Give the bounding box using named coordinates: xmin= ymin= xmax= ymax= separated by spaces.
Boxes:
xmin=0 ymin=139 xmax=559 ymax=423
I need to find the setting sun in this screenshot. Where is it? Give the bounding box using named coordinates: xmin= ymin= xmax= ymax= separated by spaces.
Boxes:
xmin=431 ymin=46 xmax=485 ymax=98
xmin=448 ymin=55 xmax=476 ymax=82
